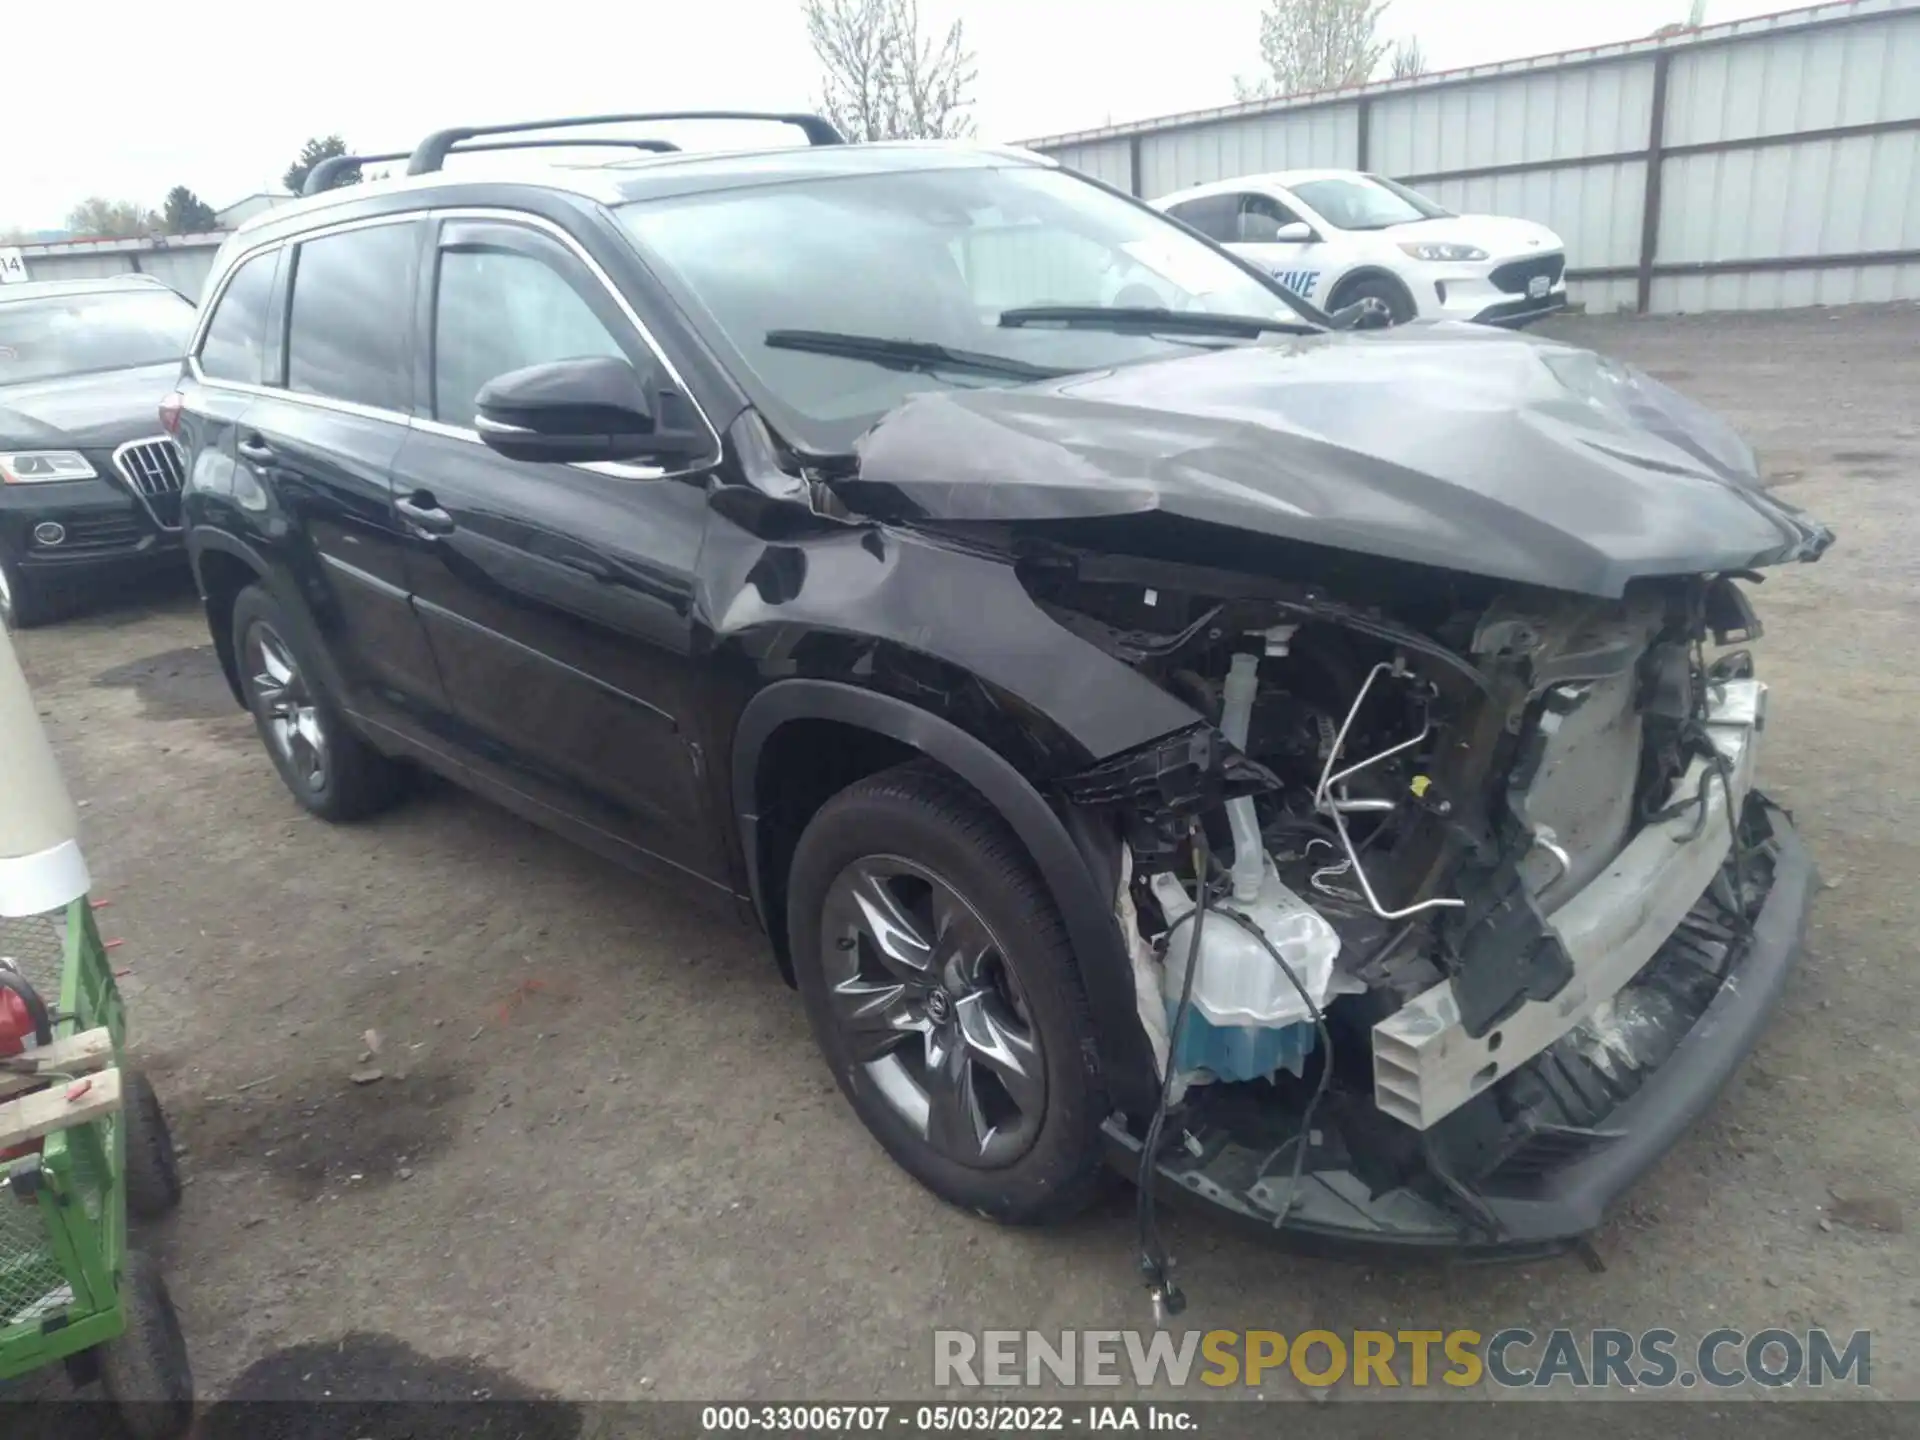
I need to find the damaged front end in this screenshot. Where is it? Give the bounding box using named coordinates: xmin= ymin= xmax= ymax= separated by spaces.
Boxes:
xmin=1045 ymin=552 xmax=1815 ymax=1255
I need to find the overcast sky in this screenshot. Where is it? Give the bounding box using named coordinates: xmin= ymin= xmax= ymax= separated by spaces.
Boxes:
xmin=4 ymin=0 xmax=1786 ymax=230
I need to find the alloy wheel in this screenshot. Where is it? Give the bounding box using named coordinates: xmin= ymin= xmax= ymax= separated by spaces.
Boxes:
xmin=245 ymin=623 xmax=328 ymax=794
xmin=1356 ymin=295 xmax=1396 ymax=326
xmin=819 ymin=856 xmax=1046 ymax=1169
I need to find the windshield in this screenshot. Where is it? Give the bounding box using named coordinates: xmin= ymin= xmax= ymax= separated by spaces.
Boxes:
xmin=1289 ymin=174 xmax=1453 ymax=231
xmin=618 ymin=163 xmax=1317 ymax=453
xmin=0 ymin=289 xmax=195 ymax=385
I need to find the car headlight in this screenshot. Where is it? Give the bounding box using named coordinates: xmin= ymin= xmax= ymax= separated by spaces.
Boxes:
xmin=0 ymin=451 xmax=97 ymax=484
xmin=1398 ymin=242 xmax=1489 ymax=263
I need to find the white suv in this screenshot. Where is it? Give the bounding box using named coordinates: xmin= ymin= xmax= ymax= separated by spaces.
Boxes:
xmin=1152 ymin=169 xmax=1568 ymax=327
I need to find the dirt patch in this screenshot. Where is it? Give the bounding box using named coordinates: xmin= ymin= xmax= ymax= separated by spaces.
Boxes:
xmin=91 ymin=644 xmax=232 ymax=722
xmin=172 ymin=1068 xmax=471 ymax=1201
xmin=200 ymin=1333 xmax=583 ymax=1437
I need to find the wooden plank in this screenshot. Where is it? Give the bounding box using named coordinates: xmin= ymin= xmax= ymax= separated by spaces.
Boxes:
xmin=0 ymin=1029 xmax=115 ymax=1102
xmin=0 ymin=1066 xmax=120 ymax=1150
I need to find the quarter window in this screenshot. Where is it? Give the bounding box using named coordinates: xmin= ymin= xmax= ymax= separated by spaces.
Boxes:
xmin=286 ymin=224 xmax=415 ymax=410
xmin=1165 ymin=195 xmax=1237 ymax=243
xmin=431 ymin=246 xmax=626 ymax=430
xmin=198 ymin=252 xmax=276 ymax=383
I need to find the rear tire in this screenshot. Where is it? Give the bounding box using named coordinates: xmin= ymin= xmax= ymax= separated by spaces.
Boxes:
xmin=786 ymin=761 xmax=1110 ymax=1226
xmin=97 ymin=1250 xmax=193 ymax=1440
xmin=121 ymin=1069 xmax=182 ymax=1221
xmin=1331 ymin=274 xmax=1415 ymax=327
xmin=231 ymin=584 xmax=407 ymax=822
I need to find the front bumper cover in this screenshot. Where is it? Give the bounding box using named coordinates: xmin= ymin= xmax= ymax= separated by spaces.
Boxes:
xmin=1472 ymin=289 xmax=1570 ymax=327
xmin=1104 ymin=795 xmax=1812 ymax=1257
xmin=0 ymin=476 xmax=181 ymax=573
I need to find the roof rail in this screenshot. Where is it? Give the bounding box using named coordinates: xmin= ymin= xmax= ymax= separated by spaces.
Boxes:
xmin=406 ymin=110 xmax=844 ymax=176
xmin=302 ymin=136 xmax=686 ymax=196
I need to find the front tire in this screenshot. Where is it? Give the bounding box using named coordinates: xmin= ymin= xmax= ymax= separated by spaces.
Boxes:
xmin=0 ymin=544 xmax=62 ymax=630
xmin=1331 ymin=274 xmax=1415 ymax=327
xmin=786 ymin=762 xmax=1109 ymax=1225
xmin=231 ymin=585 xmax=407 ymax=822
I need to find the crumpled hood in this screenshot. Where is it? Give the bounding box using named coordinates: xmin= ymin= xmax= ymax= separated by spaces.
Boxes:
xmin=847 ymin=324 xmax=1833 ymax=598
xmin=0 ymin=362 xmax=178 ymax=450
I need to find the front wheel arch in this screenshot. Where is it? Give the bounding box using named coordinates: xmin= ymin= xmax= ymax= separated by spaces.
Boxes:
xmin=732 ymin=679 xmax=1160 ymax=1118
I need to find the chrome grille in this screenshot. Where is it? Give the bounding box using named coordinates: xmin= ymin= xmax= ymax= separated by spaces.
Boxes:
xmin=112 ymin=436 xmax=187 ymax=530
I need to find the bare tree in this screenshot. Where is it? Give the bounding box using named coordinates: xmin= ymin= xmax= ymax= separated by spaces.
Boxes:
xmin=1234 ymin=0 xmax=1392 ymax=101
xmin=804 ymin=0 xmax=977 ymax=142
xmin=65 ymin=198 xmax=159 ymax=241
xmin=1390 ymin=37 xmax=1427 ymax=79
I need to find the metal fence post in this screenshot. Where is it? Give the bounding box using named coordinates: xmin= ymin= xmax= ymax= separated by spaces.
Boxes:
xmin=1637 ymin=49 xmax=1673 ymax=314
xmin=1129 ymin=135 xmax=1143 ymax=197
xmin=1357 ymin=96 xmax=1373 ymax=171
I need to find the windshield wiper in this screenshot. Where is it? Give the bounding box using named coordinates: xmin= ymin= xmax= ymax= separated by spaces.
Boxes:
xmin=998 ymin=305 xmax=1319 ymax=338
xmin=764 ymin=329 xmax=1073 ymax=382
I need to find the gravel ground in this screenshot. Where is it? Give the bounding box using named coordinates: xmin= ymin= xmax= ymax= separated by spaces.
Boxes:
xmin=4 ymin=305 xmax=1916 ymax=1414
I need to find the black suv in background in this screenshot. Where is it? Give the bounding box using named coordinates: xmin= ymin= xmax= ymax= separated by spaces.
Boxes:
xmin=174 ymin=113 xmax=1827 ymax=1279
xmin=0 ymin=275 xmax=194 ymax=626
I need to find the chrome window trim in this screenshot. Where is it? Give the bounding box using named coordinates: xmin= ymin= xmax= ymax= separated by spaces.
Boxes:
xmin=187 ymin=204 xmax=717 ymax=481
xmin=405 ymin=415 xmax=667 ymax=482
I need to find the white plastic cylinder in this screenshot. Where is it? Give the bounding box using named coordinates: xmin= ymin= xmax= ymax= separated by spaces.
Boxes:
xmin=0 ymin=626 xmax=89 ymax=916
xmin=1220 ymin=652 xmax=1264 ymax=903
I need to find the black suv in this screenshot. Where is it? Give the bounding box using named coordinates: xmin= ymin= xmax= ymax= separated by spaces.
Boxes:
xmin=175 ymin=112 xmax=1831 ymax=1269
xmin=1 ymin=275 xmax=195 ymax=626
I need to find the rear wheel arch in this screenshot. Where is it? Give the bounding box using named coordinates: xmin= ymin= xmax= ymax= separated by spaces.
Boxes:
xmin=732 ymin=679 xmax=1160 ymax=1117
xmin=192 ymin=539 xmax=264 ymax=707
xmin=190 ymin=530 xmax=355 ymax=721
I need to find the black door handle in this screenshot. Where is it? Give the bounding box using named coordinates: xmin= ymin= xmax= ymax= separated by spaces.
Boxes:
xmin=395 ymin=493 xmax=456 ymax=536
xmin=555 ymin=552 xmax=614 ymax=582
xmin=236 ymin=435 xmax=275 ymax=463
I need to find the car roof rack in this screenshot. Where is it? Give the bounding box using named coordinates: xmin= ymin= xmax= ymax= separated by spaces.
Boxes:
xmin=405 ymin=110 xmax=845 ymax=176
xmin=302 ymin=136 xmax=686 ymax=196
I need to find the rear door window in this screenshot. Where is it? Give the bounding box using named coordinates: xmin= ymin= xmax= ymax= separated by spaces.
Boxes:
xmin=286 ymin=223 xmax=417 ymax=410
xmin=198 ymin=252 xmax=277 ymax=383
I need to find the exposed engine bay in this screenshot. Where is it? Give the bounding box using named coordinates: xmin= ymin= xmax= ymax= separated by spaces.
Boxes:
xmin=1040 ymin=541 xmax=1783 ymax=1254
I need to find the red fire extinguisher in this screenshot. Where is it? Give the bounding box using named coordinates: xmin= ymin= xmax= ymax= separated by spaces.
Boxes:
xmin=0 ymin=966 xmax=53 ymax=1163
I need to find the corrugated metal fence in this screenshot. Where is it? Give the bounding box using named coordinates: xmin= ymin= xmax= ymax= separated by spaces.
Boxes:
xmin=1025 ymin=0 xmax=1920 ymax=314
xmin=5 ymin=234 xmax=224 ymax=301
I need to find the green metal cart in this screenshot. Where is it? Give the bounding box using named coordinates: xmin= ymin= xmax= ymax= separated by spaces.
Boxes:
xmin=0 ymin=620 xmax=191 ymax=1439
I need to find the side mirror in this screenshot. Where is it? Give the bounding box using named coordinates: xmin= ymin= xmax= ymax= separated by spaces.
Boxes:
xmin=473 ymin=356 xmax=706 ymax=466
xmin=1273 ymin=221 xmax=1315 ymax=244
